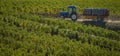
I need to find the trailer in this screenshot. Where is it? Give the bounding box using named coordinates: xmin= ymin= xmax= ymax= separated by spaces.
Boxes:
xmin=83 ymin=8 xmax=109 ymax=21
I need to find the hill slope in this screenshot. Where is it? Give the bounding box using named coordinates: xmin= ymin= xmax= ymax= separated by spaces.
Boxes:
xmin=0 ymin=0 xmax=120 ymax=56
xmin=1 ymin=13 xmax=120 ymax=56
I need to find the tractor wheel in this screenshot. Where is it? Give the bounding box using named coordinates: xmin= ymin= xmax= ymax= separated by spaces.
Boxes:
xmin=60 ymin=15 xmax=65 ymax=19
xmin=71 ymin=14 xmax=77 ymax=21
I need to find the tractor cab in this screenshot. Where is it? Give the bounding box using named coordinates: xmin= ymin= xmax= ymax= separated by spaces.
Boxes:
xmin=60 ymin=6 xmax=78 ymax=21
xmin=68 ymin=6 xmax=77 ymax=16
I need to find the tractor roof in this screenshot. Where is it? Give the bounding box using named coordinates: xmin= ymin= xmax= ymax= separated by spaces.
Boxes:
xmin=68 ymin=6 xmax=76 ymax=8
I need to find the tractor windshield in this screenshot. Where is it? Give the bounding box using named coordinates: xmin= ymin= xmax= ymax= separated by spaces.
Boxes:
xmin=68 ymin=8 xmax=73 ymax=15
xmin=68 ymin=8 xmax=76 ymax=15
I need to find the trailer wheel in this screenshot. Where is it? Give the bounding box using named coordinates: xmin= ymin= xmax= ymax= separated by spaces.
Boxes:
xmin=71 ymin=14 xmax=77 ymax=21
xmin=97 ymin=16 xmax=103 ymax=22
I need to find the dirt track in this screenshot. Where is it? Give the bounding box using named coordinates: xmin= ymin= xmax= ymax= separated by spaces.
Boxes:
xmin=64 ymin=18 xmax=120 ymax=30
xmin=65 ymin=18 xmax=120 ymax=23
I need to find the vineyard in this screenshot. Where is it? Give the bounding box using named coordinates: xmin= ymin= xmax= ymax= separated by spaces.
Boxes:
xmin=0 ymin=0 xmax=120 ymax=56
xmin=1 ymin=0 xmax=120 ymax=16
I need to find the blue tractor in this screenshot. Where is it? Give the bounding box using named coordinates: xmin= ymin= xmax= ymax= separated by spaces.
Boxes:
xmin=60 ymin=6 xmax=78 ymax=21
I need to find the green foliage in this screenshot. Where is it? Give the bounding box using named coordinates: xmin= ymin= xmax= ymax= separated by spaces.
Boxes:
xmin=0 ymin=0 xmax=120 ymax=56
xmin=1 ymin=0 xmax=120 ymax=15
xmin=0 ymin=13 xmax=120 ymax=56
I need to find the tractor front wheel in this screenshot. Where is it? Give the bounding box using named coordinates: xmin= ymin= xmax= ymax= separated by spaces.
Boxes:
xmin=60 ymin=15 xmax=65 ymax=19
xmin=71 ymin=14 xmax=77 ymax=21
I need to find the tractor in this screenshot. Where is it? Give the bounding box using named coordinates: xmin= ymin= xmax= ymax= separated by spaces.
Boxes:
xmin=60 ymin=6 xmax=78 ymax=21
xmin=60 ymin=6 xmax=109 ymax=22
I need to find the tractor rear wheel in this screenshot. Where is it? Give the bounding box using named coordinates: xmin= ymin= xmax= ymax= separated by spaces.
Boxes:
xmin=71 ymin=14 xmax=77 ymax=21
